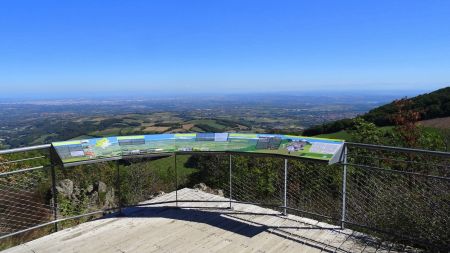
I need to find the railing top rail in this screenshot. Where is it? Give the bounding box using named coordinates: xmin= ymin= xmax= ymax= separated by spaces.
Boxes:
xmin=1 ymin=142 xmax=449 ymax=158
xmin=0 ymin=140 xmax=448 ymax=250
xmin=345 ymin=142 xmax=450 ymax=157
xmin=0 ymin=144 xmax=51 ymax=155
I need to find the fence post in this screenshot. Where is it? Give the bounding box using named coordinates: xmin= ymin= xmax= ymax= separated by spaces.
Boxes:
xmin=174 ymin=153 xmax=178 ymax=207
xmin=283 ymin=158 xmax=288 ymax=216
xmin=341 ymin=144 xmax=348 ymax=229
xmin=50 ymin=163 xmax=59 ymax=232
xmin=229 ymin=154 xmax=232 ymax=209
xmin=116 ymin=160 xmax=122 ymax=215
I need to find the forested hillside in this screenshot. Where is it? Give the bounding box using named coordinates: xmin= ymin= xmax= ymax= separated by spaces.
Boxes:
xmin=303 ymin=86 xmax=450 ymax=136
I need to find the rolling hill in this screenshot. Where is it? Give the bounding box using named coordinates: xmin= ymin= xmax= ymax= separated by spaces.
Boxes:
xmin=418 ymin=116 xmax=450 ymax=129
xmin=303 ymin=86 xmax=450 ymax=136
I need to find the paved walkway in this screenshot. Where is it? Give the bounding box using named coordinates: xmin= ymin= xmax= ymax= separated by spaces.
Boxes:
xmin=4 ymin=188 xmax=411 ymax=253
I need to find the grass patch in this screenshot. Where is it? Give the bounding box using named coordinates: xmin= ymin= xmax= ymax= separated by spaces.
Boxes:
xmin=188 ymin=119 xmax=228 ymax=132
xmin=149 ymin=155 xmax=199 ymax=186
xmin=315 ymin=130 xmax=352 ymax=140
xmin=315 ymin=126 xmax=395 ymax=140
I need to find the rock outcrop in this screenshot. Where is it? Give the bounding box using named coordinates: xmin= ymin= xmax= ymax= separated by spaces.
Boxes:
xmin=193 ymin=183 xmax=224 ymax=197
xmin=56 ymin=179 xmax=116 ymax=210
xmin=56 ymin=179 xmax=74 ymax=198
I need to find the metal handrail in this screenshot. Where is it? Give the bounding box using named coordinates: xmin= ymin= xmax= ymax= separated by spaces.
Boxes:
xmin=346 ymin=142 xmax=450 ymax=157
xmin=343 ymin=162 xmax=450 ymax=181
xmin=0 ymin=156 xmax=47 ymax=165
xmin=0 ymin=142 xmax=448 ymax=158
xmin=1 ymin=141 xmax=449 ymax=250
xmin=0 ymin=144 xmax=51 ymax=155
xmin=0 ymin=166 xmax=47 ymax=177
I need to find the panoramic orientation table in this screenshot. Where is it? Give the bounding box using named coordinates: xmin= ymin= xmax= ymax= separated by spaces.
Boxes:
xmin=51 ymin=133 xmax=344 ymax=166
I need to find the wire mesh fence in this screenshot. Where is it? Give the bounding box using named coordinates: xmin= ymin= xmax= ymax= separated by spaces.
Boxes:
xmin=345 ymin=144 xmax=450 ymax=250
xmin=231 ymin=155 xmax=284 ymax=207
xmin=286 ymin=159 xmax=342 ymax=225
xmin=0 ymin=143 xmax=449 ymax=251
xmin=0 ymin=146 xmax=54 ymax=250
xmin=54 ymin=161 xmax=120 ymax=230
xmin=118 ymin=156 xmax=177 ymax=207
xmin=0 ymin=168 xmax=53 ymax=237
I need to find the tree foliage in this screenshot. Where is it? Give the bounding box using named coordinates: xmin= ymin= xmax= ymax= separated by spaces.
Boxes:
xmin=348 ymin=118 xmax=384 ymax=144
xmin=303 ymin=86 xmax=450 ymax=136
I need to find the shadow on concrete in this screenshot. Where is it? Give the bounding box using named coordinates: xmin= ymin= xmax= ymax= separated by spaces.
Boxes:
xmin=108 ymin=206 xmax=268 ymax=238
xmin=102 ymin=206 xmax=387 ymax=253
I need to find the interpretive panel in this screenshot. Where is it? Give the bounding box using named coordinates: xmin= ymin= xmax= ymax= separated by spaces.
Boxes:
xmin=52 ymin=133 xmax=344 ymax=165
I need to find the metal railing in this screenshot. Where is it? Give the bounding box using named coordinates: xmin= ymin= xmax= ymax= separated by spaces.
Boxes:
xmin=0 ymin=143 xmax=449 ymax=251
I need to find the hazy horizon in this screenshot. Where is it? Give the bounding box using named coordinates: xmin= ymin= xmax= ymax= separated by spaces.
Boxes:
xmin=0 ymin=87 xmax=440 ymax=101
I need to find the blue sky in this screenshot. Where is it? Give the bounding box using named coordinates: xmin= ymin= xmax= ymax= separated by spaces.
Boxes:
xmin=0 ymin=0 xmax=449 ymax=98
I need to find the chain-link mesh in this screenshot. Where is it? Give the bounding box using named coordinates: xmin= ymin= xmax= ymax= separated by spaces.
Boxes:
xmin=231 ymin=155 xmax=284 ymax=208
xmin=174 ymin=154 xmax=230 ymax=208
xmin=0 ymin=148 xmax=53 ymax=249
xmin=287 ymin=159 xmax=342 ymax=224
xmin=0 ymin=169 xmax=53 ymax=236
xmin=345 ymin=145 xmax=450 ymax=251
xmin=171 ymin=154 xmax=284 ymax=209
xmin=55 ymin=161 xmax=119 ymax=229
xmin=1 ymin=144 xmax=449 ymax=251
xmin=119 ymin=156 xmax=176 ymax=206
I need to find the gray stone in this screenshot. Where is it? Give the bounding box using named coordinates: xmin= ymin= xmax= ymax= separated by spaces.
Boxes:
xmin=193 ymin=183 xmax=208 ymax=192
xmin=71 ymin=186 xmax=81 ymax=200
xmin=89 ymin=192 xmax=99 ymax=207
xmin=56 ymin=179 xmax=73 ymax=197
xmin=104 ymin=190 xmax=115 ymax=208
xmin=86 ymin=184 xmax=94 ymax=193
xmin=193 ymin=183 xmax=224 ymax=197
xmin=97 ymin=181 xmax=107 ymax=193
xmin=154 ymin=191 xmax=165 ymax=198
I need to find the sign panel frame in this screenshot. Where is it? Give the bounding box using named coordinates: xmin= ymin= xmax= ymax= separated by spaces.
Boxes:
xmin=52 ymin=133 xmax=345 ymax=167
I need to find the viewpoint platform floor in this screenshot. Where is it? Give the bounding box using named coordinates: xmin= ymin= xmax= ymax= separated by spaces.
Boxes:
xmin=4 ymin=188 xmax=413 ymax=253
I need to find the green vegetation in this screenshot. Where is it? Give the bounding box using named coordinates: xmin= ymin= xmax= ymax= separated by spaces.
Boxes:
xmin=316 ymin=126 xmax=394 ymax=142
xmin=183 ymin=120 xmax=450 ymax=250
xmin=364 ymin=86 xmax=450 ymax=125
xmin=304 ymin=87 xmax=450 ymax=136
xmin=1 ymin=94 xmax=383 ymax=149
xmin=0 ymin=153 xmax=201 ymax=250
xmin=2 ymin=89 xmax=450 ymax=250
xmin=315 ymin=130 xmax=351 ymax=140
xmin=142 ymin=155 xmax=199 ymax=187
xmin=1 ymin=112 xmax=256 ymax=148
xmin=1 ymin=117 xmax=449 ymax=251
xmin=317 ymin=117 xmax=448 ymax=151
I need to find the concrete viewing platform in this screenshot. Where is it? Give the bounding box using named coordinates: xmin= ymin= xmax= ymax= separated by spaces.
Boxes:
xmin=4 ymin=188 xmax=415 ymax=253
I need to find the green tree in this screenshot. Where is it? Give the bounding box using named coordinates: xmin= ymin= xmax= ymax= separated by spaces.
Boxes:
xmin=348 ymin=118 xmax=383 ymax=144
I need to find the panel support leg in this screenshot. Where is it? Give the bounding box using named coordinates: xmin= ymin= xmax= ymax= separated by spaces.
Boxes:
xmin=229 ymin=154 xmax=232 ymax=209
xmin=283 ymin=158 xmax=288 ymax=216
xmin=50 ymin=163 xmax=59 ymax=232
xmin=116 ymin=160 xmax=122 ymax=215
xmin=341 ymin=145 xmax=348 ymax=229
xmin=174 ymin=153 xmax=178 ymax=207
